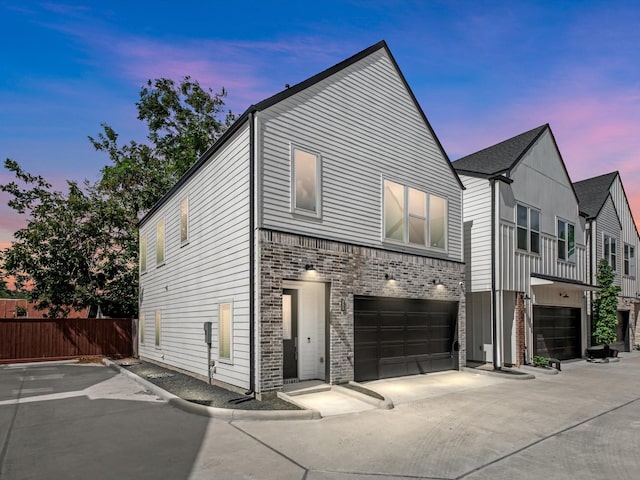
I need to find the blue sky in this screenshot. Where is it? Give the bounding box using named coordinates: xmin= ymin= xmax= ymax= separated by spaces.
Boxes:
xmin=1 ymin=0 xmax=639 ymax=245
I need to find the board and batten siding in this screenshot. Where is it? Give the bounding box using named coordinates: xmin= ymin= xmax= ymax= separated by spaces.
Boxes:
xmin=257 ymin=48 xmax=463 ymax=262
xmin=595 ymin=196 xmax=622 ymax=288
xmin=139 ymin=123 xmax=251 ymax=390
xmin=460 ymin=175 xmax=492 ymax=291
xmin=610 ymin=177 xmax=640 ymax=297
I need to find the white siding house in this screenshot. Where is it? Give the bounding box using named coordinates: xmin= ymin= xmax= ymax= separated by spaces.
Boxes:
xmin=454 ymin=125 xmax=595 ymax=367
xmin=139 ymin=41 xmax=466 ymax=397
xmin=574 ymin=172 xmax=640 ymax=352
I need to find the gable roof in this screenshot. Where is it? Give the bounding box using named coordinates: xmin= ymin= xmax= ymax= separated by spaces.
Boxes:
xmin=140 ymin=40 xmax=462 ymax=226
xmin=452 ymin=124 xmax=548 ymax=177
xmin=573 ymin=171 xmax=618 ymax=219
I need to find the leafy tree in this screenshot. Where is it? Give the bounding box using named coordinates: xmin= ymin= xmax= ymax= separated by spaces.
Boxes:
xmin=1 ymin=77 xmax=233 ymax=317
xmin=592 ymin=259 xmax=620 ymax=346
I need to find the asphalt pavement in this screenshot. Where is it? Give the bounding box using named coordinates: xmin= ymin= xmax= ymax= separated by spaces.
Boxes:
xmin=1 ymin=353 xmax=640 ymax=479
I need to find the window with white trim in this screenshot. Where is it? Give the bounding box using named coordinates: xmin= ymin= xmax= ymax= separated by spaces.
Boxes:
xmin=219 ymin=302 xmax=232 ymax=362
xmin=154 ymin=311 xmax=161 ymax=347
xmin=604 ymin=234 xmax=617 ymax=271
xmin=516 ymin=204 xmax=540 ymax=253
xmin=292 ymin=147 xmax=321 ymax=216
xmin=156 ymin=219 xmax=165 ymax=266
xmin=624 ymin=244 xmax=635 ymax=277
xmin=557 ymin=219 xmax=576 ymax=262
xmin=180 ymin=197 xmax=189 ymax=245
xmin=140 ymin=234 xmax=147 ymax=273
xmin=139 ymin=313 xmax=145 ymax=345
xmin=383 ymin=180 xmax=447 ymax=250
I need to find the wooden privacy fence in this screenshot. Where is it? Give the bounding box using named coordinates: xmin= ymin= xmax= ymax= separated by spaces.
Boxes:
xmin=0 ymin=317 xmax=134 ymax=364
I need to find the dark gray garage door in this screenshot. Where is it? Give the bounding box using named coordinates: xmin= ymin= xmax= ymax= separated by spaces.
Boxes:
xmin=354 ymin=296 xmax=459 ymax=382
xmin=533 ymin=306 xmax=581 ymax=360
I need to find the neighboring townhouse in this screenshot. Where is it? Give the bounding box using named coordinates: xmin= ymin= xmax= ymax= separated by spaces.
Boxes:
xmin=453 ymin=124 xmax=596 ymax=368
xmin=138 ymin=41 xmax=466 ymax=397
xmin=573 ymin=171 xmax=640 ymax=352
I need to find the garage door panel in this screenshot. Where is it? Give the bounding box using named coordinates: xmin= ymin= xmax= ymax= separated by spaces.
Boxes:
xmin=533 ymin=306 xmax=581 ymax=360
xmin=354 ymin=296 xmax=458 ymax=381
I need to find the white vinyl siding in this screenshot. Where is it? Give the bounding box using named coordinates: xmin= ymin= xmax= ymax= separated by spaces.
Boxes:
xmin=460 ymin=175 xmax=492 ymax=292
xmin=138 ymin=124 xmax=251 ymax=390
xmin=258 ymin=48 xmax=463 ymax=262
xmin=608 ymin=176 xmax=639 ymax=296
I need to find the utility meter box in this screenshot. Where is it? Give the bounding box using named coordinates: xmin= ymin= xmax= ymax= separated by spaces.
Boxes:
xmin=203 ymin=321 xmax=212 ymax=345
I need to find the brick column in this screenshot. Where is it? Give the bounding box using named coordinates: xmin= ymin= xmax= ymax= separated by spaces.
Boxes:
xmin=515 ymin=292 xmax=526 ymax=366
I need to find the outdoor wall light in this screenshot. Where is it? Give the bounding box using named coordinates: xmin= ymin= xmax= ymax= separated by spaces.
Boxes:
xmin=340 ymin=298 xmax=347 ymax=313
xmin=559 ymin=292 xmax=569 ymax=298
xmin=522 ymin=294 xmax=532 ymax=301
xmin=384 ymin=273 xmax=395 ymax=281
xmin=304 ymin=264 xmax=316 ymax=271
xmin=432 ymin=279 xmax=443 ymax=286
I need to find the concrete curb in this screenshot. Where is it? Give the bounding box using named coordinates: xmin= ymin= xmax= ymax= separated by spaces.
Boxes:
xmin=103 ymin=359 xmax=320 ymax=421
xmin=519 ymin=365 xmax=559 ymax=375
xmin=462 ymin=366 xmax=536 ymax=380
xmin=1 ymin=359 xmax=80 ymax=369
xmin=343 ymin=382 xmax=394 ymax=409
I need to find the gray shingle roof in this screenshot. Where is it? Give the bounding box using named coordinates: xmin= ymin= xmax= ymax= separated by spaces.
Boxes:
xmin=452 ymin=124 xmax=548 ymax=176
xmin=573 ymin=171 xmax=618 ymax=218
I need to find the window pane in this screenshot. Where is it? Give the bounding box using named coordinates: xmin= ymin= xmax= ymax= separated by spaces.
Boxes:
xmin=180 ymin=198 xmax=189 ymax=244
xmin=530 ymin=210 xmax=540 ymax=232
xmin=531 ymin=232 xmax=540 ymax=254
xmin=429 ymin=195 xmax=446 ymax=249
xmin=631 ymin=247 xmax=636 ymax=277
xmin=140 ymin=235 xmax=147 ymax=272
xmin=568 ymin=224 xmax=575 ymax=262
xmin=408 ymin=188 xmax=426 ymax=217
xmin=611 ymin=238 xmax=617 ymax=270
xmin=384 ymin=181 xmax=404 ymax=241
xmin=517 ymin=205 xmax=528 ymax=228
xmin=517 ymin=227 xmax=528 ymax=250
xmin=282 ymin=295 xmax=292 ymax=340
xmin=557 ymin=220 xmax=566 ymax=240
xmin=155 ymin=311 xmax=161 ymax=347
xmin=558 ymin=240 xmax=566 ymax=260
xmin=294 ymin=149 xmax=317 ymax=212
xmin=604 ymin=236 xmax=610 ymax=259
xmin=409 ymin=216 xmax=426 ymax=245
xmin=156 ymin=220 xmax=165 ymax=265
xmin=219 ymin=303 xmax=231 ymax=360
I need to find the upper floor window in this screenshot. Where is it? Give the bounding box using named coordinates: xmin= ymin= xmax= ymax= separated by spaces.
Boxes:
xmin=557 ymin=219 xmax=576 ymax=262
xmin=140 ymin=234 xmax=147 ymax=274
xmin=624 ymin=244 xmax=635 ymax=277
xmin=180 ymin=197 xmax=189 ymax=245
xmin=384 ymin=180 xmax=447 ymax=250
xmin=516 ymin=204 xmax=540 ymax=254
xmin=292 ymin=147 xmax=321 ymax=216
xmin=604 ymin=234 xmax=617 ymax=271
xmin=156 ymin=219 xmax=165 ymax=266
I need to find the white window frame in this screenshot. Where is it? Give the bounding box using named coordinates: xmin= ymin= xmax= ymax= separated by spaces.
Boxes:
xmin=140 ymin=233 xmax=147 ymax=274
xmin=624 ymin=243 xmax=635 ymax=277
xmin=139 ymin=313 xmax=145 ymax=345
xmin=291 ymin=146 xmax=322 ymax=218
xmin=603 ymin=234 xmax=617 ymax=271
xmin=382 ymin=179 xmax=448 ymax=252
xmin=516 ymin=204 xmax=540 ymax=254
xmin=156 ymin=218 xmax=165 ymax=267
xmin=218 ymin=301 xmax=233 ymax=363
xmin=557 ymin=218 xmax=576 ymax=263
xmin=180 ymin=197 xmax=189 ymax=246
xmin=154 ymin=311 xmax=161 ymax=348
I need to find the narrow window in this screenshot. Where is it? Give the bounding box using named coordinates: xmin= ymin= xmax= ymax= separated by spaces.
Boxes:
xmin=156 ymin=219 xmax=165 ymax=265
xmin=604 ymin=234 xmax=617 ymax=271
xmin=408 ymin=188 xmax=426 ymax=245
xmin=611 ymin=237 xmax=617 ymax=271
xmin=219 ymin=303 xmax=232 ymax=361
xmin=567 ymin=224 xmax=575 ymax=262
xmin=624 ymin=244 xmax=630 ymax=275
xmin=154 ymin=311 xmax=161 ymax=347
xmin=630 ymin=246 xmax=636 ymax=277
xmin=429 ymin=194 xmax=447 ymax=250
xmin=557 ymin=220 xmax=566 ymax=261
xmin=139 ymin=313 xmax=145 ymax=345
xmin=517 ymin=204 xmax=528 ymax=251
xmin=384 ymin=180 xmax=405 ymax=242
xmin=292 ymin=148 xmax=320 ymax=215
xmin=140 ymin=234 xmax=147 ymax=273
xmin=180 ymin=197 xmax=189 ymax=245
xmin=530 ymin=209 xmax=540 ymax=254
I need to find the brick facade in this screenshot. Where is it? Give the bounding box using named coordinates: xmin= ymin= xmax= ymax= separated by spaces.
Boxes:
xmin=257 ymin=229 xmax=466 ymax=393
xmin=515 ymin=292 xmax=526 ymax=366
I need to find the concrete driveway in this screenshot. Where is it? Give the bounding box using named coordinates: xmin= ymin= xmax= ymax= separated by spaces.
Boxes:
xmin=2 ymin=354 xmax=640 ymax=479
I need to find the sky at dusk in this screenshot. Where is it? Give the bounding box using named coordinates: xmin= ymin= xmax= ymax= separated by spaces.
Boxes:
xmin=1 ymin=0 xmax=639 ymax=248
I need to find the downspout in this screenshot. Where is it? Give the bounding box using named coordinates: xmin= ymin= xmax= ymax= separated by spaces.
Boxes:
xmin=246 ymin=111 xmax=256 ymax=396
xmin=490 ymin=178 xmax=502 ymax=370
